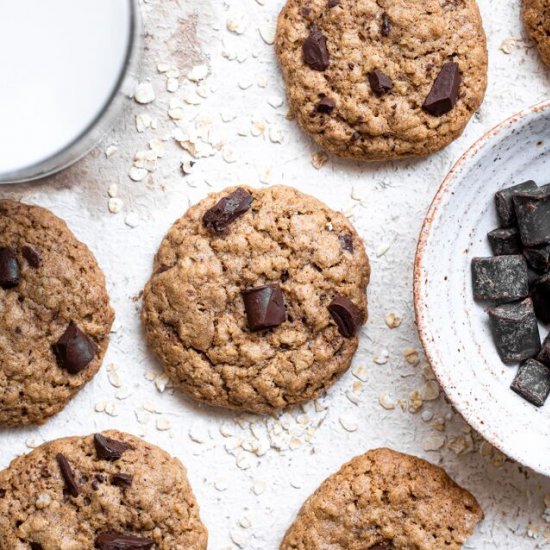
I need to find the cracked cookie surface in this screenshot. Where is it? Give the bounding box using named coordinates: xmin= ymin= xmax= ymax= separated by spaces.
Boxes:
xmin=0 ymin=430 xmax=207 ymax=549
xmin=142 ymin=185 xmax=370 ymax=413
xmin=523 ymin=0 xmax=550 ymax=66
xmin=275 ymin=0 xmax=488 ymax=161
xmin=0 ymin=201 xmax=113 ymax=426
xmin=280 ymin=448 xmax=484 ymax=550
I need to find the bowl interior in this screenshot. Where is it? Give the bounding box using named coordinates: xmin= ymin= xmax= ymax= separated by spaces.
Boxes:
xmin=415 ymin=103 xmax=550 ymax=476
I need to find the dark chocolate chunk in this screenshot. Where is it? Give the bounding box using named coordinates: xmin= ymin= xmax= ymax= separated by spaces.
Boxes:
xmin=94 ymin=434 xmax=131 ymax=461
xmin=111 ymin=473 xmax=134 ymax=487
xmin=242 ymin=283 xmax=286 ymax=331
xmin=339 ymin=234 xmax=354 ymax=253
xmin=524 ymin=245 xmax=550 ymax=273
xmin=471 ymin=255 xmax=528 ymax=302
xmin=487 ymin=227 xmax=522 ymax=256
xmin=315 ymin=97 xmax=336 ymax=114
xmin=494 ymin=180 xmax=537 ymax=228
xmin=328 ymin=0 xmax=340 ymax=7
xmin=368 ymin=71 xmax=393 ymax=95
xmin=203 ymin=188 xmax=253 ymax=233
xmin=95 ymin=532 xmax=154 ymax=550
xmin=56 ymin=453 xmax=79 ymax=497
xmin=370 ymin=544 xmax=393 ymax=550
xmin=52 ymin=321 xmax=98 ymax=374
xmin=300 ymin=7 xmax=312 ymax=17
xmin=511 ymin=359 xmax=550 ymax=407
xmin=513 ymin=187 xmax=550 ymax=247
xmin=381 ymin=12 xmax=391 ymax=36
xmin=422 ymin=62 xmax=461 ymax=116
xmin=531 ymin=273 xmax=550 ymax=324
xmin=22 ymin=245 xmax=41 ymax=268
xmin=537 ymin=331 xmax=550 ymax=366
xmin=328 ymin=295 xmax=363 ymax=338
xmin=0 ymin=247 xmax=20 ymax=289
xmin=30 ymin=544 xmax=43 ymax=550
xmin=0 ymin=488 xmax=5 ymax=498
xmin=303 ymin=24 xmax=330 ymax=71
xmin=488 ymin=298 xmax=541 ymax=364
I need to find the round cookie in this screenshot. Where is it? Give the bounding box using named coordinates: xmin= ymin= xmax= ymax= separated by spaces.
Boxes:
xmin=275 ymin=0 xmax=488 ymax=161
xmin=523 ymin=0 xmax=550 ymax=66
xmin=281 ymin=448 xmax=483 ymax=550
xmin=0 ymin=430 xmax=208 ymax=549
xmin=142 ymin=185 xmax=370 ymax=414
xmin=0 ymin=201 xmax=114 ymax=426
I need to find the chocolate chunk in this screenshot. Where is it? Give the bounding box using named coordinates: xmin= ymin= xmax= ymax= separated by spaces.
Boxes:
xmin=22 ymin=245 xmax=41 ymax=268
xmin=303 ymin=24 xmax=330 ymax=71
xmin=203 ymin=188 xmax=253 ymax=233
xmin=511 ymin=359 xmax=550 ymax=407
xmin=0 ymin=247 xmax=20 ymax=289
xmin=339 ymin=234 xmax=354 ymax=253
xmin=370 ymin=544 xmax=393 ymax=550
xmin=495 ymin=180 xmax=537 ymax=228
xmin=524 ymin=245 xmax=550 ymax=273
xmin=381 ymin=12 xmax=391 ymax=36
xmin=488 ymin=298 xmax=541 ymax=364
xmin=537 ymin=331 xmax=550 ymax=366
xmin=513 ymin=187 xmax=550 ymax=247
xmin=30 ymin=544 xmax=43 ymax=550
xmin=56 ymin=453 xmax=79 ymax=497
xmin=111 ymin=473 xmax=134 ymax=487
xmin=471 ymin=256 xmax=528 ymax=302
xmin=531 ymin=273 xmax=550 ymax=324
xmin=95 ymin=532 xmax=154 ymax=550
xmin=300 ymin=7 xmax=312 ymax=17
xmin=422 ymin=62 xmax=461 ymax=116
xmin=315 ymin=97 xmax=336 ymax=114
xmin=242 ymin=283 xmax=286 ymax=331
xmin=52 ymin=321 xmax=97 ymax=374
xmin=328 ymin=0 xmax=340 ymax=7
xmin=328 ymin=295 xmax=363 ymax=338
xmin=487 ymin=228 xmax=522 ymax=256
xmin=0 ymin=488 xmax=5 ymax=498
xmin=94 ymin=434 xmax=131 ymax=461
xmin=368 ymin=71 xmax=393 ymax=95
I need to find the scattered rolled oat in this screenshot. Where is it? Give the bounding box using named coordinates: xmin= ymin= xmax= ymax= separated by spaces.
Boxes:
xmin=129 ymin=167 xmax=148 ymax=182
xmin=311 ymin=151 xmax=328 ymax=169
xmin=420 ymin=380 xmax=440 ymax=401
xmin=156 ymin=418 xmax=171 ymax=431
xmin=385 ymin=312 xmax=402 ymax=329
xmin=108 ymin=198 xmax=123 ymax=214
xmin=403 ymin=347 xmax=420 ymax=366
xmin=423 ymin=433 xmax=446 ymax=451
xmin=338 ymin=414 xmax=358 ymax=432
xmin=134 ymin=82 xmax=156 ymax=104
xmin=378 ymin=392 xmax=396 ymax=410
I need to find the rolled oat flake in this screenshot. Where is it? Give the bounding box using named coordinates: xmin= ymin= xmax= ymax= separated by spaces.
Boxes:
xmin=0 ymin=0 xmax=139 ymax=183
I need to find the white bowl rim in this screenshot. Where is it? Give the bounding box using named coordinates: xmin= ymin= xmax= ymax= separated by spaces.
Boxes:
xmin=414 ymin=99 xmax=550 ymax=476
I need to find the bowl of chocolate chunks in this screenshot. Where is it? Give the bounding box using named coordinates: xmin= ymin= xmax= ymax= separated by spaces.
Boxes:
xmin=415 ymin=101 xmax=550 ymax=476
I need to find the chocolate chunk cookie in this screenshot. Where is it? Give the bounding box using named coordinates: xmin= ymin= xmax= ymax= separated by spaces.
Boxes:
xmin=142 ymin=185 xmax=370 ymax=413
xmin=523 ymin=0 xmax=550 ymax=66
xmin=275 ymin=0 xmax=488 ymax=161
xmin=0 ymin=201 xmax=114 ymax=426
xmin=0 ymin=431 xmax=208 ymax=549
xmin=280 ymin=448 xmax=483 ymax=550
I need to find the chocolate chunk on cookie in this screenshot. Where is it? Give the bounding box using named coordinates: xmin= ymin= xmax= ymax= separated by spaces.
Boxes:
xmin=142 ymin=185 xmax=370 ymax=414
xmin=0 ymin=201 xmax=113 ymax=426
xmin=280 ymin=448 xmax=483 ymax=550
xmin=275 ymin=0 xmax=487 ymax=160
xmin=0 ymin=431 xmax=207 ymax=550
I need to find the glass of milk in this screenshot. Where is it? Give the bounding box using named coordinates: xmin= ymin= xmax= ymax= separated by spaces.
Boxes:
xmin=0 ymin=0 xmax=140 ymax=183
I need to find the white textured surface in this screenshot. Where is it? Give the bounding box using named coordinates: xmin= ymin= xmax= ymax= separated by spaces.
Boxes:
xmin=0 ymin=0 xmax=549 ymax=548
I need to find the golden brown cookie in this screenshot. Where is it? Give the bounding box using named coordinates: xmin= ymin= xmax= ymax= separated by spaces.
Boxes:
xmin=281 ymin=448 xmax=483 ymax=550
xmin=142 ymin=185 xmax=370 ymax=414
xmin=275 ymin=0 xmax=488 ymax=161
xmin=523 ymin=0 xmax=550 ymax=66
xmin=0 ymin=201 xmax=114 ymax=426
xmin=0 ymin=431 xmax=208 ymax=549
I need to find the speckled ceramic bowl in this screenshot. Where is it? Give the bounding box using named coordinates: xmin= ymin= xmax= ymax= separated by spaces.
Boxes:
xmin=414 ymin=101 xmax=550 ymax=476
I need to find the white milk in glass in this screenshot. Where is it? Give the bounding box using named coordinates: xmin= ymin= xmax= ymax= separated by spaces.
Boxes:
xmin=0 ymin=0 xmax=133 ymax=176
